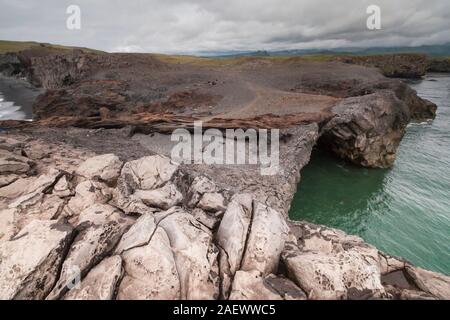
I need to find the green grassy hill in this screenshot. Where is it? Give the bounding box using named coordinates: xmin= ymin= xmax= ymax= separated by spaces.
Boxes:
xmin=0 ymin=40 xmax=104 ymax=54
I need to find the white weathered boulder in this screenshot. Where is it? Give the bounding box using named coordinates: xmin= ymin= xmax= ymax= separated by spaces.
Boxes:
xmin=23 ymin=144 xmax=50 ymax=160
xmin=263 ymin=274 xmax=308 ymax=300
xmin=64 ymin=255 xmax=123 ymax=300
xmin=0 ymin=176 xmax=33 ymax=199
xmin=187 ymin=175 xmax=218 ymax=208
xmin=378 ymin=253 xmax=406 ymax=275
xmin=0 ymin=150 xmax=31 ymax=174
xmin=114 ymin=155 xmax=178 ymax=214
xmin=241 ymin=201 xmax=289 ymax=275
xmin=4 ymin=168 xmax=61 ymax=203
xmin=47 ymin=221 xmax=128 ymax=300
xmin=134 ymin=182 xmax=183 ymax=210
xmin=76 ymin=203 xmax=128 ymax=227
xmin=76 ymin=154 xmax=123 ymax=184
xmin=65 ymin=180 xmax=111 ymax=217
xmin=117 ymin=227 xmax=180 ymax=300
xmin=197 ymin=192 xmax=226 ymax=212
xmin=0 ymin=220 xmax=73 ymax=300
xmin=229 ymin=270 xmax=307 ymax=300
xmin=112 ymin=191 xmax=154 ymax=216
xmin=53 ymin=175 xmax=73 ymax=198
xmin=0 ymin=174 xmax=18 ymax=188
xmin=397 ymin=288 xmax=437 ymax=300
xmin=191 ymin=208 xmax=222 ymax=230
xmin=282 ymin=241 xmax=385 ymax=299
xmin=120 ymin=155 xmax=177 ymax=190
xmin=114 ymin=213 xmax=156 ymax=254
xmin=0 ymin=208 xmax=16 ymax=242
xmin=0 ymin=137 xmax=24 ymax=152
xmin=284 ymin=222 xmax=388 ymax=299
xmin=11 ymin=194 xmax=65 ymax=230
xmin=2 ymin=170 xmax=67 ymax=234
xmin=406 ymin=266 xmax=450 ymax=300
xmin=216 ymin=193 xmax=253 ymax=298
xmin=230 ymin=270 xmax=283 ymax=300
xmin=159 ymin=208 xmax=220 ymax=300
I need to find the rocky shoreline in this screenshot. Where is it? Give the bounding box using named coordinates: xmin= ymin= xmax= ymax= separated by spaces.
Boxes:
xmin=331 ymin=54 xmax=450 ymax=78
xmin=0 ymin=74 xmax=43 ymax=120
xmin=1 ymin=135 xmax=449 ymax=300
xmin=0 ymin=48 xmax=449 ymax=300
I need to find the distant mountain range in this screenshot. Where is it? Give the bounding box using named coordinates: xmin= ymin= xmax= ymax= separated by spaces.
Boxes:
xmin=1 ymin=39 xmax=449 ymax=58
xmin=200 ymin=43 xmax=450 ymax=58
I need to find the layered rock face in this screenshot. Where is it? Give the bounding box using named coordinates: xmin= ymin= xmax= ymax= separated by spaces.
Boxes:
xmin=335 ymin=54 xmax=428 ymax=79
xmin=427 ymin=58 xmax=450 ymax=73
xmin=0 ymin=53 xmax=25 ymax=77
xmin=334 ymin=54 xmax=450 ymax=78
xmin=390 ymin=81 xmax=437 ymax=120
xmin=1 ymin=135 xmax=449 ymax=300
xmin=0 ymin=49 xmax=437 ymax=170
xmin=314 ymin=80 xmax=436 ymax=168
xmin=320 ymin=91 xmax=410 ymax=168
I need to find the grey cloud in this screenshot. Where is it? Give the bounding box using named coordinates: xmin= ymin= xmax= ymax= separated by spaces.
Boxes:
xmin=0 ymin=0 xmax=449 ymax=54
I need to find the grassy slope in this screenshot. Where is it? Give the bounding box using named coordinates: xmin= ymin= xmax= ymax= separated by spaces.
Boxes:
xmin=1 ymin=40 xmax=332 ymax=68
xmin=2 ymin=39 xmax=448 ymax=71
xmin=151 ymin=52 xmax=336 ymax=67
xmin=0 ymin=40 xmax=104 ymax=54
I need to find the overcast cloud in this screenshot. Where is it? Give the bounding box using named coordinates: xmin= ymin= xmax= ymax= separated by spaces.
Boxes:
xmin=0 ymin=0 xmax=449 ymax=54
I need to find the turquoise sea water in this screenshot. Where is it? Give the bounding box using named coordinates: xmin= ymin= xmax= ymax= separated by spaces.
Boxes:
xmin=290 ymin=73 xmax=450 ymax=275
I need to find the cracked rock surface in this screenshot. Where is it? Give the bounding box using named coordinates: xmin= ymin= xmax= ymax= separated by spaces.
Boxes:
xmin=0 ymin=133 xmax=448 ymax=300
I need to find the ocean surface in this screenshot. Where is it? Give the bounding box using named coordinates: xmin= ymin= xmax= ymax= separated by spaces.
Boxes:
xmin=0 ymin=75 xmax=39 ymax=121
xmin=0 ymin=91 xmax=27 ymax=120
xmin=290 ymin=73 xmax=450 ymax=275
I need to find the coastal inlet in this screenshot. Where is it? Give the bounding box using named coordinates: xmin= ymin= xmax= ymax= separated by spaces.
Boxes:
xmin=0 ymin=75 xmax=41 ymax=121
xmin=290 ymin=73 xmax=450 ymax=275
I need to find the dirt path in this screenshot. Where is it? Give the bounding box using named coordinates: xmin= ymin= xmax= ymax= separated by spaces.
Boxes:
xmin=219 ymin=82 xmax=340 ymax=119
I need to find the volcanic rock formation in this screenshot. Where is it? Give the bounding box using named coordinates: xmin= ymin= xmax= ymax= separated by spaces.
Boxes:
xmin=0 ymin=136 xmax=449 ymax=300
xmin=0 ymin=48 xmax=447 ymax=300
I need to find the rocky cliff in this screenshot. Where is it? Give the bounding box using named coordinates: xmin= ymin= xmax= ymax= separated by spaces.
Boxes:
xmin=0 ymin=135 xmax=449 ymax=300
xmin=0 ymin=49 xmax=448 ymax=300
xmin=334 ymin=54 xmax=450 ymax=78
xmin=427 ymin=57 xmax=450 ymax=73
xmin=0 ymin=49 xmax=438 ymax=168
xmin=334 ymin=54 xmax=429 ymax=79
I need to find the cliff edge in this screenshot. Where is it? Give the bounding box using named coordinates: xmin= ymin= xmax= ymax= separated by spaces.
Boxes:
xmin=0 ymin=48 xmax=448 ymax=300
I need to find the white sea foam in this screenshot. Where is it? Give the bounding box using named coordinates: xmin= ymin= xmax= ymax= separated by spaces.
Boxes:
xmin=407 ymin=120 xmax=432 ymax=127
xmin=0 ymin=91 xmax=27 ymax=120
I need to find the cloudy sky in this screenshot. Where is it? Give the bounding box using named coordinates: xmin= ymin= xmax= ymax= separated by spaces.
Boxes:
xmin=0 ymin=0 xmax=449 ymax=54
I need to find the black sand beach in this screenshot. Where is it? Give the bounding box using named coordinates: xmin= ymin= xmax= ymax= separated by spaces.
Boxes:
xmin=0 ymin=74 xmax=42 ymax=119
